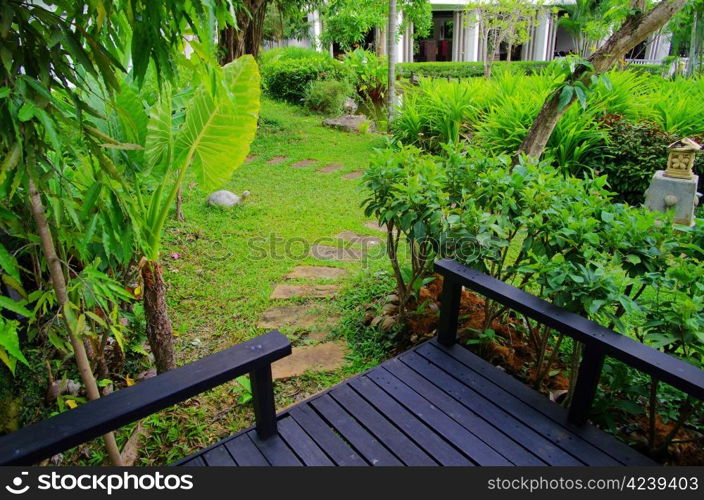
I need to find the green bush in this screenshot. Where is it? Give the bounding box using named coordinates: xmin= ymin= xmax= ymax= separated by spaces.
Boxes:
xmin=362 ymin=145 xmax=704 ymax=455
xmin=592 ymin=115 xmax=704 ymax=205
xmin=397 ymin=60 xmax=549 ymax=79
xmin=303 ymin=79 xmax=354 ymax=115
xmin=260 ymin=48 xmax=347 ymax=104
xmin=341 ymin=48 xmax=388 ymax=103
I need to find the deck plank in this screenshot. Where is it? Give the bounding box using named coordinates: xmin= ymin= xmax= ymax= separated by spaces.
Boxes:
xmin=201 ymin=445 xmax=236 ymax=466
xmin=380 ymin=357 xmax=547 ymax=466
xmin=224 ymin=434 xmax=269 ymax=466
xmin=247 ymin=431 xmax=302 ymax=466
xmin=430 ymin=341 xmax=657 ymax=466
xmin=310 ymin=394 xmax=402 ymax=465
xmin=399 ymin=351 xmax=586 ymax=465
xmin=330 ymin=384 xmax=437 ymax=466
xmin=412 ymin=344 xmax=620 ymax=465
xmin=349 ymin=376 xmax=472 ymax=466
xmin=180 ymin=456 xmax=205 ymax=466
xmin=277 ymin=416 xmax=334 ymax=466
xmin=288 ymin=404 xmax=366 ymax=466
xmin=368 ymin=367 xmax=511 ymax=465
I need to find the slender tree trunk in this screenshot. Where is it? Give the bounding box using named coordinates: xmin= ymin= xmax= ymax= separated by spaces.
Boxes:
xmin=28 ymin=179 xmax=123 ymax=466
xmin=141 ymin=260 xmax=175 ymax=374
xmin=175 ymin=185 xmax=184 ymax=222
xmin=517 ymin=0 xmax=688 ymax=161
xmin=387 ymin=0 xmax=398 ymax=124
xmin=687 ymin=11 xmax=700 ymax=77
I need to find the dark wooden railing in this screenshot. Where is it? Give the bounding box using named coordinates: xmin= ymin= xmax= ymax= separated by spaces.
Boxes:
xmin=435 ymin=258 xmax=704 ymax=426
xmin=0 ymin=331 xmax=291 ymax=466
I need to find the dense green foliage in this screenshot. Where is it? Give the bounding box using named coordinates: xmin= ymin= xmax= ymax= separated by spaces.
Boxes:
xmin=362 ymin=145 xmax=704 ymax=454
xmin=303 ymin=79 xmax=354 ymax=114
xmin=260 ymin=48 xmax=346 ymax=103
xmin=393 ymin=66 xmax=704 ymax=201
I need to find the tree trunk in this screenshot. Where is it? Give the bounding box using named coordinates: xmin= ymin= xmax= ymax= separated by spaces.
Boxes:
xmin=387 ymin=0 xmax=398 ymax=124
xmin=517 ymin=0 xmax=688 ymax=161
xmin=175 ymin=185 xmax=184 ymax=222
xmin=28 ymin=178 xmax=123 ymax=466
xmin=218 ymin=0 xmax=269 ymax=64
xmin=245 ymin=3 xmax=268 ymax=59
xmin=687 ymin=10 xmax=700 ymax=77
xmin=141 ymin=260 xmax=175 ymax=374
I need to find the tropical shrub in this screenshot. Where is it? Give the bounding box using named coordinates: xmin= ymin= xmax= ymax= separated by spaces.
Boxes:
xmin=260 ymin=49 xmax=346 ymax=103
xmin=303 ymin=79 xmax=354 ymax=115
xmin=341 ymin=48 xmax=388 ymax=103
xmin=593 ymin=115 xmax=704 ymax=205
xmin=362 ymin=145 xmax=704 ymax=456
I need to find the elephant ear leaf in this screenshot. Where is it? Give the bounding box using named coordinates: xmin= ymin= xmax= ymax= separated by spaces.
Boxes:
xmin=145 ymin=88 xmax=173 ymax=175
xmin=174 ymin=55 xmax=261 ymax=191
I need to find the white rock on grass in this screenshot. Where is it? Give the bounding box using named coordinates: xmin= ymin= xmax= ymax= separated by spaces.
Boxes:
xmin=207 ymin=190 xmax=250 ymax=207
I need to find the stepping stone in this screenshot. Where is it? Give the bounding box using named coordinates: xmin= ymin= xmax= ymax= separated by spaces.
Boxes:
xmin=258 ymin=304 xmax=340 ymax=331
xmin=286 ymin=266 xmax=347 ymax=280
xmin=305 ymin=330 xmax=331 ymax=342
xmin=270 ymin=284 xmax=340 ymax=300
xmin=310 ymin=244 xmax=365 ymax=262
xmin=267 ymin=156 xmax=288 ymax=165
xmin=364 ymin=221 xmax=386 ymax=232
xmin=245 ymin=154 xmax=258 ymax=163
xmin=336 ymin=230 xmax=383 ymax=247
xmin=272 ymin=343 xmax=346 ymax=379
xmin=342 ymin=170 xmax=364 ymax=180
xmin=292 ymin=159 xmax=317 ymax=168
xmin=319 ymin=163 xmax=343 ymax=173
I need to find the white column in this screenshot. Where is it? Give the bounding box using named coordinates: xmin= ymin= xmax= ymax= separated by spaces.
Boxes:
xmin=463 ymin=9 xmax=480 ymax=61
xmin=310 ymin=10 xmax=323 ymax=52
xmin=645 ymin=32 xmax=672 ymax=61
xmin=396 ymin=12 xmax=406 ymax=63
xmin=532 ymin=10 xmax=553 ymax=61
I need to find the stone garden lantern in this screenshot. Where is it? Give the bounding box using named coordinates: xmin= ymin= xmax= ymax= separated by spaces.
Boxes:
xmin=645 ymin=138 xmax=701 ymax=226
xmin=665 ymin=138 xmax=701 ymax=180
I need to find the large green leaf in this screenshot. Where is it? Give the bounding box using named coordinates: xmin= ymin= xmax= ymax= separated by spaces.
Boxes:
xmin=174 ymin=55 xmax=261 ymax=190
xmin=0 ymin=317 xmax=28 ymax=374
xmin=145 ymin=88 xmax=173 ymax=172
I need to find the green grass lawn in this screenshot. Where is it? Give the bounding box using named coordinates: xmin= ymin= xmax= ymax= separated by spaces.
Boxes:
xmin=117 ymin=98 xmax=395 ymax=465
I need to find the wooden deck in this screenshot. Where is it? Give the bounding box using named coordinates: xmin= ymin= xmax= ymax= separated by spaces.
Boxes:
xmin=177 ymin=339 xmax=654 ymax=467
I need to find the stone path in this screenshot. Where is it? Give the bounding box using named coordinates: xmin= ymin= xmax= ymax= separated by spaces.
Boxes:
xmin=292 ymin=159 xmax=317 ymax=168
xmin=271 ymin=343 xmax=346 ymax=380
xmin=318 ymin=163 xmax=343 ymax=174
xmin=310 ymin=244 xmax=364 ymax=261
xmin=270 ymin=284 xmax=339 ymax=300
xmin=342 ymin=170 xmax=364 ymax=180
xmin=285 ymin=266 xmax=347 ymax=280
xmin=258 ymin=222 xmax=387 ymax=379
xmin=336 ymin=230 xmax=383 ymax=247
xmin=267 ymin=156 xmax=288 ymax=165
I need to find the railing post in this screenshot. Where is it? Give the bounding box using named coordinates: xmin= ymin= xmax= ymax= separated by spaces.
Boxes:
xmin=250 ymin=365 xmax=277 ymax=439
xmin=567 ymin=343 xmax=606 ymax=426
xmin=437 ymin=277 xmax=462 ymax=346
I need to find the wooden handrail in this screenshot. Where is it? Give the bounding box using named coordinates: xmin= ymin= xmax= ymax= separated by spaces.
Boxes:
xmin=0 ymin=331 xmax=291 ymax=466
xmin=435 ymin=258 xmax=704 ymax=425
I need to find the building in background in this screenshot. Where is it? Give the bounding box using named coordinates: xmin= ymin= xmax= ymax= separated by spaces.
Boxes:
xmin=275 ymin=0 xmax=673 ymax=64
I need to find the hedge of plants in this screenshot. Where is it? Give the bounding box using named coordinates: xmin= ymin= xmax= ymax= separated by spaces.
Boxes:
xmin=393 ymin=66 xmax=704 ymax=204
xmin=396 ymin=60 xmax=550 ymax=79
xmin=362 ymin=145 xmax=704 ymax=461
